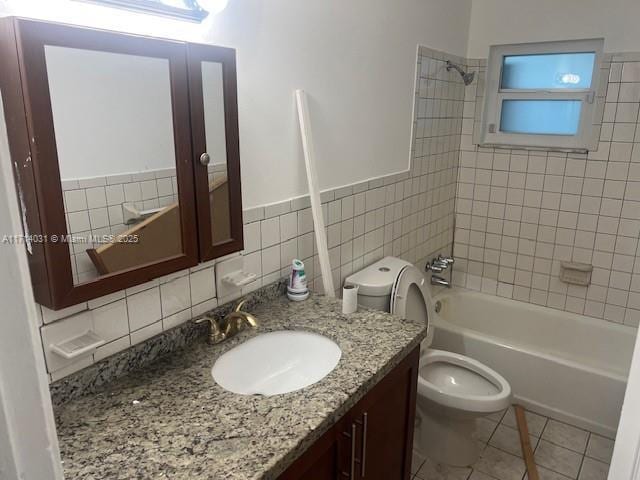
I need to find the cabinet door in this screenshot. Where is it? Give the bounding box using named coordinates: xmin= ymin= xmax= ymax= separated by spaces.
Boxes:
xmin=278 ymin=417 xmax=349 ymax=480
xmin=187 ymin=43 xmax=243 ymax=261
xmin=352 ymin=347 xmax=419 ymax=480
xmin=281 ymin=417 xmax=364 ymax=480
xmin=277 ymin=347 xmax=419 ymax=480
xmin=281 ymin=440 xmax=339 ymax=480
xmin=2 ymin=18 xmax=199 ymax=309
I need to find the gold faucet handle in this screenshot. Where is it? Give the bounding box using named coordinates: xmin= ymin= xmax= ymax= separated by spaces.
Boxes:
xmin=195 ymin=315 xmax=225 ymax=343
xmin=195 ymin=314 xmax=215 ymax=327
xmin=241 ymin=312 xmax=259 ymax=328
xmin=233 ymin=300 xmax=258 ymax=327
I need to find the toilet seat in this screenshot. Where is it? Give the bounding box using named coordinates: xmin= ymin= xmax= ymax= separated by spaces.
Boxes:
xmin=390 ymin=265 xmax=435 ymax=328
xmin=418 ymin=349 xmax=511 ymax=413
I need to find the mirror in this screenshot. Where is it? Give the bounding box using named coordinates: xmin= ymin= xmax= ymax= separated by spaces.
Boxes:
xmin=201 ymin=60 xmax=232 ymax=245
xmin=45 ymin=45 xmax=183 ymax=285
xmin=2 ymin=18 xmax=242 ymax=309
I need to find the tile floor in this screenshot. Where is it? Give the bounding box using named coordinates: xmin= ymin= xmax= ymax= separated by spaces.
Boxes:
xmin=412 ymin=407 xmax=614 ymax=480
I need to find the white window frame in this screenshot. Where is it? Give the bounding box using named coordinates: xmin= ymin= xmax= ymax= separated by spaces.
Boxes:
xmin=481 ymin=38 xmax=604 ymax=151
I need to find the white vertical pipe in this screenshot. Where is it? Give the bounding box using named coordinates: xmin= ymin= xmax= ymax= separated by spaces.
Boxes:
xmin=295 ymin=90 xmax=335 ymax=297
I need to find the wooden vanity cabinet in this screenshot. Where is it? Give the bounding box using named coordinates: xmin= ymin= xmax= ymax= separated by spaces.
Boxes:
xmin=279 ymin=347 xmax=419 ymax=480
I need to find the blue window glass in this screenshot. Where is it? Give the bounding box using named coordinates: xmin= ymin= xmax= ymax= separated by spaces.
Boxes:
xmin=501 ymin=53 xmax=595 ymax=90
xmin=500 ymin=100 xmax=582 ymax=135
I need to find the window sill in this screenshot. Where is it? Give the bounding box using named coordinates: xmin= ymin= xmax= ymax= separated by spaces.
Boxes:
xmin=477 ymin=143 xmax=589 ymax=155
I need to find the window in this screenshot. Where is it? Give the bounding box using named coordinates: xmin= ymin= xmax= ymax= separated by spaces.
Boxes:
xmin=79 ymin=0 xmax=209 ymax=22
xmin=481 ymin=39 xmax=604 ymax=151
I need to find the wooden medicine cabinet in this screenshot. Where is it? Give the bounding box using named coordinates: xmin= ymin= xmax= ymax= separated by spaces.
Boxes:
xmin=0 ymin=18 xmax=243 ymax=309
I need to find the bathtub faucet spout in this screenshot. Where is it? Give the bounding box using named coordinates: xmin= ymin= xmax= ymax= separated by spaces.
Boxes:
xmin=431 ymin=275 xmax=451 ymax=288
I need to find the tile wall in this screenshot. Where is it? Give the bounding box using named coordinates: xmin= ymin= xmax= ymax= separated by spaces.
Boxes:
xmin=62 ymin=168 xmax=179 ymax=283
xmin=62 ymin=164 xmax=227 ymax=284
xmin=38 ymin=46 xmax=465 ymax=382
xmin=453 ymin=53 xmax=640 ymax=328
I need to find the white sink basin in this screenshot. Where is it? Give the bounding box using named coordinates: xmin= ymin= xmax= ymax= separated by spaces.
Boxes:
xmin=211 ymin=330 xmax=342 ymax=396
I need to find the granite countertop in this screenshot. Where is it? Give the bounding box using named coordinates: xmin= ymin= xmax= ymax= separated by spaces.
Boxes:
xmin=54 ymin=294 xmax=426 ymax=480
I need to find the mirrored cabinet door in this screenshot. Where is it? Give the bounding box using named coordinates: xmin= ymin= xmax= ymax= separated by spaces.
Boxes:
xmin=4 ymin=19 xmax=199 ymax=308
xmin=188 ymin=43 xmax=243 ymax=261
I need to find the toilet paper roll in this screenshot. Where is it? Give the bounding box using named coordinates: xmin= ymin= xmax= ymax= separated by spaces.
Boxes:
xmin=342 ymin=285 xmax=359 ymax=314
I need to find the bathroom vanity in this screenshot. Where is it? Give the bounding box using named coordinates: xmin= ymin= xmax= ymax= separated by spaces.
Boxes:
xmin=53 ymin=293 xmax=426 ymax=479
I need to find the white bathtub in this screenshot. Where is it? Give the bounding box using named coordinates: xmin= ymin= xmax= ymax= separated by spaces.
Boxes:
xmin=430 ymin=289 xmax=637 ymax=437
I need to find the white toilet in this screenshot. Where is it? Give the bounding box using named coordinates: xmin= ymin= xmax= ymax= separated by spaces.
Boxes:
xmin=345 ymin=257 xmax=512 ymax=467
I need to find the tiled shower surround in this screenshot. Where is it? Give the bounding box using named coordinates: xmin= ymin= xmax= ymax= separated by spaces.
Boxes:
xmin=453 ymin=53 xmax=640 ymax=328
xmin=40 ymin=46 xmax=463 ymax=381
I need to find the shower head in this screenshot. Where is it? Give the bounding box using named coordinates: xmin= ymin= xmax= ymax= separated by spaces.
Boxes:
xmin=446 ymin=60 xmax=475 ymax=86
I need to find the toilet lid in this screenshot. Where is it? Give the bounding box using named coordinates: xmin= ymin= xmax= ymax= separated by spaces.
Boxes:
xmin=390 ymin=265 xmax=434 ymax=328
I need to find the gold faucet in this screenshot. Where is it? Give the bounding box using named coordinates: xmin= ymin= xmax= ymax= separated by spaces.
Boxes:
xmin=195 ymin=300 xmax=258 ymax=345
xmin=221 ymin=300 xmax=259 ymax=337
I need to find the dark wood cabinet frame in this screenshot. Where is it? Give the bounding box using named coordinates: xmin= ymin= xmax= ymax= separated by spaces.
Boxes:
xmin=278 ymin=346 xmax=419 ymax=480
xmin=188 ymin=43 xmax=244 ymax=261
xmin=0 ymin=18 xmax=244 ymax=310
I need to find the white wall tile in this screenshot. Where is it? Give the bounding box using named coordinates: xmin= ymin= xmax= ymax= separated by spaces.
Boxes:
xmin=105 ymin=184 xmax=125 ymax=206
xmin=243 ymin=221 xmax=261 ymax=253
xmin=243 ymin=251 xmax=262 ymax=278
xmin=619 ymin=83 xmax=640 ymax=102
xmin=140 ymin=180 xmax=158 ymax=200
xmin=260 ymin=217 xmax=280 ymax=248
xmin=67 ymin=211 xmax=91 ymax=233
xmin=622 ymin=62 xmax=640 ymax=82
xmin=261 ymin=244 xmax=281 ymax=275
xmin=130 ymin=321 xmax=162 ymax=345
xmin=162 ymin=308 xmax=192 ymax=331
xmin=85 ymin=187 xmax=107 ymax=209
xmin=89 ymin=208 xmax=109 ymax=230
xmin=123 ymin=183 xmax=142 ymax=202
xmin=160 ymin=275 xmax=191 ymax=317
xmin=92 ymin=299 xmax=128 ymax=343
xmin=279 ymin=212 xmax=298 ymax=242
xmin=41 ymin=302 xmax=88 ymax=324
xmin=297 ymin=208 xmax=314 ymax=234
xmin=94 ymin=336 xmax=130 ymax=362
xmin=64 ymin=190 xmax=88 ymax=212
xmin=156 ymin=178 xmax=173 ymax=197
xmin=192 ymin=298 xmax=218 ymax=318
xmin=280 ymin=239 xmax=298 ymax=268
xmin=298 ymin=233 xmax=314 ymax=260
xmin=189 ymin=267 xmax=216 ymax=306
xmin=127 ymin=287 xmax=162 ymax=331
xmin=50 ymin=355 xmax=94 ymax=382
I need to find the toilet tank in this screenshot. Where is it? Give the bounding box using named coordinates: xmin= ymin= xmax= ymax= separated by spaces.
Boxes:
xmin=344 ymin=257 xmax=412 ymax=312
